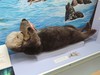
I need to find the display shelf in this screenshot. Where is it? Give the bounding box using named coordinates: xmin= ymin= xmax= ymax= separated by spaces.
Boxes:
xmin=8 ymin=40 xmax=99 ymax=75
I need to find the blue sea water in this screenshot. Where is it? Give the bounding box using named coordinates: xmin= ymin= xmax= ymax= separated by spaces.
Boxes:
xmin=0 ymin=0 xmax=97 ymax=46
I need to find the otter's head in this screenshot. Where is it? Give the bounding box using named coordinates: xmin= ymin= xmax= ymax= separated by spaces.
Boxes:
xmin=6 ymin=19 xmax=41 ymax=52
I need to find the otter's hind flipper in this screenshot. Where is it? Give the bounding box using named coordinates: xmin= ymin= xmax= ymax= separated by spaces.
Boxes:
xmin=82 ymin=29 xmax=96 ymax=39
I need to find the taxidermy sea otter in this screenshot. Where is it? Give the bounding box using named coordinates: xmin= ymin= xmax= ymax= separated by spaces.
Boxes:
xmin=6 ymin=19 xmax=96 ymax=55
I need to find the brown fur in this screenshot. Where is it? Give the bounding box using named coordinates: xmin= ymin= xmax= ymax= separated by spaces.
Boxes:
xmin=6 ymin=19 xmax=96 ymax=55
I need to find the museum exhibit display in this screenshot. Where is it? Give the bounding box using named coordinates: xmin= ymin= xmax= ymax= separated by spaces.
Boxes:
xmin=0 ymin=0 xmax=99 ymax=75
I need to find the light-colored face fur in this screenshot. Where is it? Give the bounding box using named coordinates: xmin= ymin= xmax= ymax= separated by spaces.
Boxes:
xmin=6 ymin=19 xmax=41 ymax=52
xmin=6 ymin=32 xmax=23 ymax=49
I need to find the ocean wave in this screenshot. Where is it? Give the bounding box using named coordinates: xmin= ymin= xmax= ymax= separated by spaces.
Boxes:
xmin=0 ymin=0 xmax=98 ymax=45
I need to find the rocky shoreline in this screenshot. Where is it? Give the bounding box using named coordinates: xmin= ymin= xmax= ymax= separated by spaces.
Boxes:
xmin=71 ymin=0 xmax=92 ymax=6
xmin=65 ymin=3 xmax=84 ymax=21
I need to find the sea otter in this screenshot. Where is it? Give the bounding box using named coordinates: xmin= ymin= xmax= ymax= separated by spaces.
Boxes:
xmin=6 ymin=19 xmax=96 ymax=55
xmin=28 ymin=0 xmax=46 ymax=5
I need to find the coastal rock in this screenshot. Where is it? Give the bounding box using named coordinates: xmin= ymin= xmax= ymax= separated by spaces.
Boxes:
xmin=71 ymin=0 xmax=78 ymax=6
xmin=77 ymin=0 xmax=84 ymax=4
xmin=65 ymin=3 xmax=84 ymax=21
xmin=75 ymin=11 xmax=84 ymax=18
xmin=71 ymin=0 xmax=92 ymax=6
xmin=65 ymin=3 xmax=76 ymax=21
xmin=83 ymin=0 xmax=92 ymax=4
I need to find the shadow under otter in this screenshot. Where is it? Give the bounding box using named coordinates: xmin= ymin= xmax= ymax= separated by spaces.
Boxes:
xmin=6 ymin=19 xmax=96 ymax=55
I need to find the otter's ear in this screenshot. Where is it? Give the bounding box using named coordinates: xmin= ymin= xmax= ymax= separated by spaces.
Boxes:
xmin=27 ymin=27 xmax=33 ymax=33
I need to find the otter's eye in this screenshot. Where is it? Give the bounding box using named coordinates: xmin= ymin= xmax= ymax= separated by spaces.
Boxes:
xmin=28 ymin=27 xmax=31 ymax=31
xmin=17 ymin=36 xmax=19 ymax=38
xmin=27 ymin=27 xmax=33 ymax=33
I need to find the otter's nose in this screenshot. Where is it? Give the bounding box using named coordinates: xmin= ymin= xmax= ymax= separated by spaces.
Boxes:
xmin=22 ymin=19 xmax=27 ymax=21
